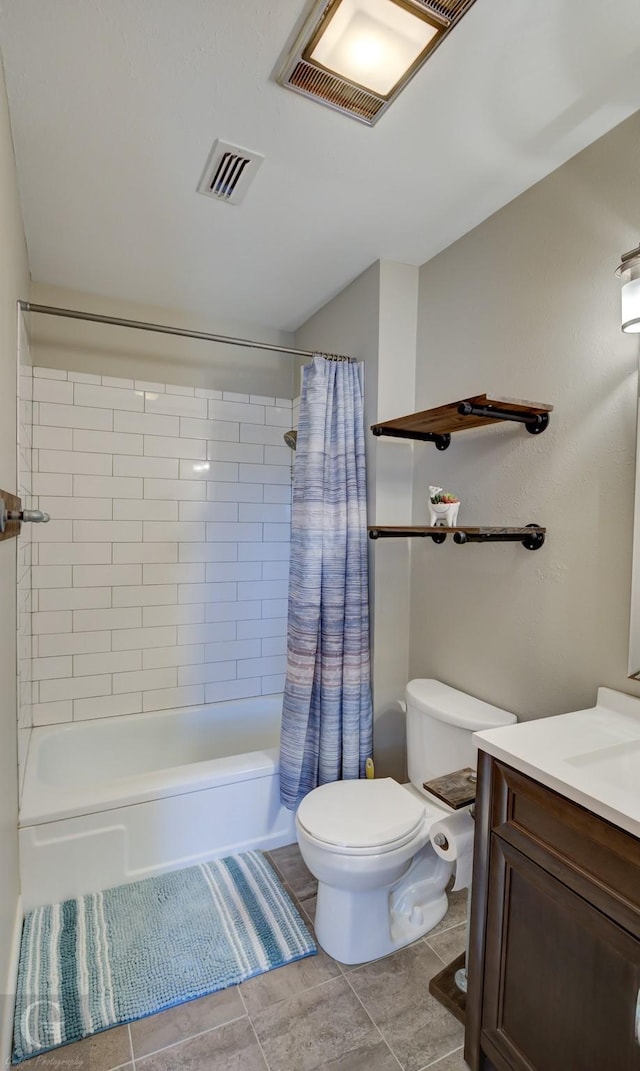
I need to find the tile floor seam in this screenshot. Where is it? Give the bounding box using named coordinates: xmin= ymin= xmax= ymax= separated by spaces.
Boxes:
xmin=131 ymin=1011 xmax=248 ymax=1063
xmin=338 ymin=940 xmax=421 ymax=976
xmin=418 ymin=1042 xmax=466 ymax=1069
xmin=341 ymin=968 xmax=406 ymax=1071
xmin=424 ymin=941 xmax=451 ymax=966
xmin=424 ymin=924 xmax=467 ymax=966
xmin=245 ymin=1012 xmax=274 ymax=1071
xmin=126 ymin=1023 xmax=136 ymax=1071
xmin=424 ymin=919 xmax=462 ymax=937
xmin=243 ymin=974 xmax=362 ymax=1070
xmin=247 ymin=967 xmax=346 ymax=1017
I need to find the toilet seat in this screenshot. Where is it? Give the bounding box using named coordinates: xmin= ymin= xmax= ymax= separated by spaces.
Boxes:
xmin=296 ymin=777 xmax=426 ymax=856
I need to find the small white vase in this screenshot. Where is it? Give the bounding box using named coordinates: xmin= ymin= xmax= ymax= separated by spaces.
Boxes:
xmin=429 ymin=501 xmax=460 ymax=527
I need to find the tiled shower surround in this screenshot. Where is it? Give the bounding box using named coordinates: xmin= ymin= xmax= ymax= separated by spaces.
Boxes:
xmin=17 ymin=337 xmax=34 ymax=789
xmin=28 ymin=368 xmax=292 ymax=726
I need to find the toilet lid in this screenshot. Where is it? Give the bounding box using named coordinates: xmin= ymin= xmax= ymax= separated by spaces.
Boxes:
xmin=296 ymin=778 xmax=425 ymax=850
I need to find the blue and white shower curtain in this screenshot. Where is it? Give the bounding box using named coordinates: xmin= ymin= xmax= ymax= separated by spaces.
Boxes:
xmin=280 ymin=355 xmax=373 ymax=811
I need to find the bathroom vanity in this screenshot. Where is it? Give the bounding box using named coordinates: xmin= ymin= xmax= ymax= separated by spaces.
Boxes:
xmin=465 ymin=689 xmax=640 ymax=1071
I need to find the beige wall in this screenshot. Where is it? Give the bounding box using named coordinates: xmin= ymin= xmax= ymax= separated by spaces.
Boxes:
xmin=294 ymin=261 xmax=419 ymax=779
xmin=0 ymin=52 xmax=29 ymax=1059
xmin=294 ymin=262 xmax=381 ymax=504
xmin=371 ymin=262 xmax=418 ymax=779
xmin=28 ymin=283 xmax=297 ymax=398
xmin=411 ymin=111 xmax=640 ymax=721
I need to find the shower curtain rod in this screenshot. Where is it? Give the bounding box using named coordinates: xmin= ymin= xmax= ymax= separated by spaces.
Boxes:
xmin=18 ymin=301 xmax=352 ymax=361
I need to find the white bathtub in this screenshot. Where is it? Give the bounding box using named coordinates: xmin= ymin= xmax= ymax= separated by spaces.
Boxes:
xmin=19 ymin=695 xmax=296 ymax=910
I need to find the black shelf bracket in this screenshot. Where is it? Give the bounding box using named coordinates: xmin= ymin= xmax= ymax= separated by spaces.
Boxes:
xmin=369 ymin=528 xmax=445 ymax=541
xmin=457 ymin=401 xmax=549 ymax=435
xmin=453 ymin=525 xmax=545 ymax=551
xmin=368 ymin=524 xmax=545 ymax=550
xmin=369 ymin=528 xmax=448 ymax=543
xmin=371 ymin=426 xmax=451 ymax=450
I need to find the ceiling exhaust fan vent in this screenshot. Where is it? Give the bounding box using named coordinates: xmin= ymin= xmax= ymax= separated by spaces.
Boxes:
xmin=197 ymin=140 xmax=264 ymax=205
xmin=413 ymin=0 xmax=471 ymax=20
xmin=288 ymin=61 xmax=384 ymax=123
xmin=278 ymin=0 xmax=478 ymax=125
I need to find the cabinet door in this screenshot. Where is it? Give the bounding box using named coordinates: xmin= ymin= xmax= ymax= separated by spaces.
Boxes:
xmin=481 ymin=835 xmax=640 ymax=1071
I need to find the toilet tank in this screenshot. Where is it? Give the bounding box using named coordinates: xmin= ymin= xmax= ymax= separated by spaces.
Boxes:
xmin=406 ymin=679 xmax=516 ymax=794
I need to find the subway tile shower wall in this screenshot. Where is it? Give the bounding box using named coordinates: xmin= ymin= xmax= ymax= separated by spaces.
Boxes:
xmin=17 ymin=330 xmax=34 ymax=793
xmin=29 ymin=369 xmax=292 ymax=725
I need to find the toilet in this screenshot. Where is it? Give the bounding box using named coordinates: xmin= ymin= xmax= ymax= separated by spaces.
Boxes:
xmin=295 ymin=679 xmax=516 ymax=964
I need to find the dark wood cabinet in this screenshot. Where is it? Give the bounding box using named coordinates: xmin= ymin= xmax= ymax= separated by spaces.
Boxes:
xmin=466 ymin=752 xmax=640 ymax=1071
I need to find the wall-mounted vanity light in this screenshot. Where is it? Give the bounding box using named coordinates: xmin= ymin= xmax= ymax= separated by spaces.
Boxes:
xmin=277 ymin=0 xmax=477 ymax=125
xmin=617 ymin=243 xmax=640 ymax=334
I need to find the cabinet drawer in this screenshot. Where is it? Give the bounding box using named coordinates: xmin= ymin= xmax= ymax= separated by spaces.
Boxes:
xmin=490 ymin=760 xmax=640 ymax=932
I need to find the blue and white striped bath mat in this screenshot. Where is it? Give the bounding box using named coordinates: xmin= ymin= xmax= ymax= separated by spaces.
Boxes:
xmin=13 ymin=850 xmax=315 ymax=1063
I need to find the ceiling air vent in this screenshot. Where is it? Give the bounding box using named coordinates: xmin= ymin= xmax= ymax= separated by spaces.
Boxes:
xmin=288 ymin=60 xmax=383 ymax=124
xmin=277 ymin=0 xmax=478 ymax=126
xmin=197 ymin=140 xmax=264 ymax=205
xmin=413 ymin=0 xmax=471 ymax=19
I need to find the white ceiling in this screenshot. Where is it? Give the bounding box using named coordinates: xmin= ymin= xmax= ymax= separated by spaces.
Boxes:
xmin=1 ymin=0 xmax=640 ymax=333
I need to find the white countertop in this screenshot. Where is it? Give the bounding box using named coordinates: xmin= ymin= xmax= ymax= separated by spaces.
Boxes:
xmin=473 ymin=687 xmax=640 ymax=840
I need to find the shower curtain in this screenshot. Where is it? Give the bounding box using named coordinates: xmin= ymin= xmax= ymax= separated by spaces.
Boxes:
xmin=280 ymin=355 xmax=373 ymax=811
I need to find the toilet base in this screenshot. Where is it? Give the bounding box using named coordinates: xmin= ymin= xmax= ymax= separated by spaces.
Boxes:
xmin=313 ymin=843 xmax=453 ymax=964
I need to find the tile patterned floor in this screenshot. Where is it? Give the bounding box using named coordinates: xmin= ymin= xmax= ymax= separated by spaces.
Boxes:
xmin=23 ymin=845 xmax=471 ymax=1071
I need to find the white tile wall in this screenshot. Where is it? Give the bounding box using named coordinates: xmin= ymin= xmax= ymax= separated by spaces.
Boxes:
xmin=29 ymin=369 xmax=293 ymax=723
xmin=17 ymin=340 xmax=34 ymax=796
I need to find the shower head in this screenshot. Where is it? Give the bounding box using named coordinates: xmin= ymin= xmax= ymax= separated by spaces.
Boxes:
xmin=284 ymin=429 xmax=297 ymax=451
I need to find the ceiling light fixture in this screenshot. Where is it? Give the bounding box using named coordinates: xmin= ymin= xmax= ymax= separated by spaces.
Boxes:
xmin=617 ymin=243 xmax=640 ymax=333
xmin=277 ymin=0 xmax=477 ymax=125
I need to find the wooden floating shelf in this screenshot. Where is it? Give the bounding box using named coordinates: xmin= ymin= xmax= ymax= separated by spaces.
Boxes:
xmin=368 ymin=525 xmax=546 ymax=550
xmin=0 ymin=489 xmax=21 ymax=542
xmin=371 ymin=394 xmax=553 ymax=450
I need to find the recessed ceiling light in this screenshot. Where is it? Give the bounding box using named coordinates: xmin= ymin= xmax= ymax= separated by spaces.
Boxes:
xmin=277 ymin=0 xmax=477 ymax=125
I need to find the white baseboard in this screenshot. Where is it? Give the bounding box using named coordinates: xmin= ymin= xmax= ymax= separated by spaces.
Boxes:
xmin=1 ymin=895 xmax=23 ymax=1069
